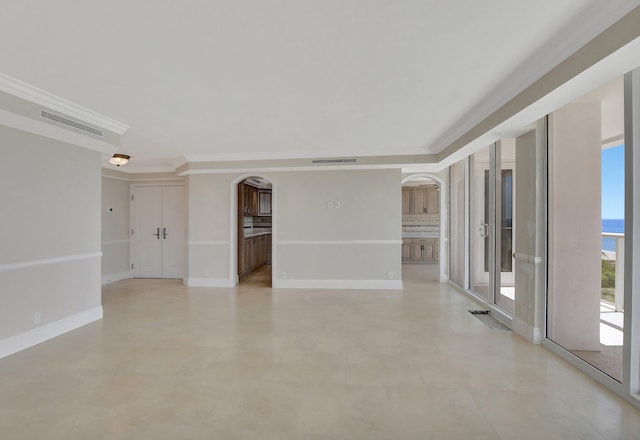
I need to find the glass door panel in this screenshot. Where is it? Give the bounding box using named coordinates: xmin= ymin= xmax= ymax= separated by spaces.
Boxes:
xmin=496 ymin=140 xmax=515 ymax=313
xmin=449 ymin=160 xmax=466 ymax=287
xmin=470 ymin=145 xmax=491 ymax=300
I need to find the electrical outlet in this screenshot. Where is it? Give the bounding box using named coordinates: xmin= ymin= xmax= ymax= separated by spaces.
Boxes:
xmin=387 ymin=272 xmax=394 ymax=280
xmin=33 ymin=311 xmax=42 ymax=324
xmin=335 ymin=201 xmax=341 ymax=209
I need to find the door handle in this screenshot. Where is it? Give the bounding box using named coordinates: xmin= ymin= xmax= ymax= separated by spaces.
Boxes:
xmin=153 ymin=227 xmax=160 ymax=239
xmin=163 ymin=228 xmax=167 ymax=239
xmin=479 ymin=223 xmax=489 ymax=238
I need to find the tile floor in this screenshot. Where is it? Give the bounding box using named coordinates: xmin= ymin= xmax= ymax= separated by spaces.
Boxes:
xmin=1 ymin=265 xmax=640 ymax=439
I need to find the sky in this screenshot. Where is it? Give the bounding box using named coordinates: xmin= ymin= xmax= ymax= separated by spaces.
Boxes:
xmin=602 ymin=144 xmax=624 ymax=219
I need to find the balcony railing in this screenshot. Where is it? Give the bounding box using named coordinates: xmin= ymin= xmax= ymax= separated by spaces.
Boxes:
xmin=602 ymin=232 xmax=624 ymax=312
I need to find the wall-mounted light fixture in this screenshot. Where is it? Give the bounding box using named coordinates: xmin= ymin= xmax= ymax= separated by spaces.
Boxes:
xmin=109 ymin=153 xmax=130 ymax=167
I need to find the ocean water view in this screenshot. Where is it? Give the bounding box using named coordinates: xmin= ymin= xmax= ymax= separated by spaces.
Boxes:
xmin=602 ymin=219 xmax=624 ymax=252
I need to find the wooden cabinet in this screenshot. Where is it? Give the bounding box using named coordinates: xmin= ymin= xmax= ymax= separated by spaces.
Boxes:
xmin=402 ymin=240 xmax=412 ymax=260
xmin=426 ymin=187 xmax=439 ymax=215
xmin=259 ymin=191 xmax=271 ymax=215
xmin=402 ymin=186 xmax=439 ymax=215
xmin=401 ymin=238 xmax=439 ymax=263
xmin=239 ymin=233 xmax=272 ymax=279
xmin=402 ymin=188 xmax=411 ymax=215
xmin=239 ymin=183 xmax=271 ymax=217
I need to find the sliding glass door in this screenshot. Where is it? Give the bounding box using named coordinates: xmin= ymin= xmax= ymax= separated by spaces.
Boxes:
xmin=467 ymin=142 xmax=517 ymax=314
xmin=546 ymin=76 xmax=625 ymax=382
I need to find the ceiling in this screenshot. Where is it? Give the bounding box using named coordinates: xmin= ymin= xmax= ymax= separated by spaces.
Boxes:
xmin=0 ymin=1 xmax=638 ymax=172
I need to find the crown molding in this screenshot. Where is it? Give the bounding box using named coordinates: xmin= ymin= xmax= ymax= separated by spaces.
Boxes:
xmin=0 ymin=72 xmax=129 ymax=134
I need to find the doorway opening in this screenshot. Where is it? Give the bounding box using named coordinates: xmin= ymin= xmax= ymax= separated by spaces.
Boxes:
xmin=401 ymin=175 xmax=442 ymax=283
xmin=237 ymin=176 xmax=273 ymax=287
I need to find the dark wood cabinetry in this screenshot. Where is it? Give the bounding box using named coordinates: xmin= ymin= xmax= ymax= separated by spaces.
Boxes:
xmin=239 ymin=233 xmax=271 ymax=278
xmin=239 ymin=183 xmax=260 ymax=216
xmin=239 ymin=183 xmax=272 ymax=217
xmin=238 ymin=181 xmax=272 ymax=279
xmin=258 ymin=191 xmax=271 ymax=215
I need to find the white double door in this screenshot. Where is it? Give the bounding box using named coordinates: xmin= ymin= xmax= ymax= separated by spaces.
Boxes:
xmin=131 ymin=185 xmax=185 ymax=278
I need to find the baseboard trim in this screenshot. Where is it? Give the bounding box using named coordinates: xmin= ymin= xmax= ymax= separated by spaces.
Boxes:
xmin=101 ymin=271 xmax=133 ymax=285
xmin=273 ymin=279 xmax=403 ymax=290
xmin=512 ymin=317 xmax=542 ymax=344
xmin=185 ymin=277 xmax=235 ymax=288
xmin=0 ymin=306 xmax=103 ymax=360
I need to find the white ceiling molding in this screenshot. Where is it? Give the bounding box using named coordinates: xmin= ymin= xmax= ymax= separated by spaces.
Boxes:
xmin=0 ymin=72 xmax=129 ymax=135
xmin=0 ymin=108 xmax=117 ymax=155
xmin=177 ymin=164 xmax=407 ymax=176
xmin=184 ymin=150 xmax=375 ymax=163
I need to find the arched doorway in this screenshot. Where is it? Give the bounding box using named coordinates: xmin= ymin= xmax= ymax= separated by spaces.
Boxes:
xmin=231 ymin=175 xmax=274 ymax=287
xmin=401 ymin=173 xmax=447 ymax=282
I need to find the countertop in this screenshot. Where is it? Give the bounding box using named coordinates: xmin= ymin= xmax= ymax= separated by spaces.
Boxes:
xmin=243 ymin=227 xmax=272 ymax=238
xmin=402 ymin=225 xmax=439 ymax=239
xmin=403 ymin=233 xmax=439 ymax=239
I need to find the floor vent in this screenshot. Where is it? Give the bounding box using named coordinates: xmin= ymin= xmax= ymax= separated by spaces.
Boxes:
xmin=469 ymin=310 xmax=511 ymax=330
xmin=40 ymin=110 xmax=103 ymax=137
xmin=311 ymin=158 xmax=357 ymax=164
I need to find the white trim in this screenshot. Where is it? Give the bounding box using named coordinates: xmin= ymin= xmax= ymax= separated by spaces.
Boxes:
xmin=101 ymin=271 xmax=133 ymax=285
xmin=106 ymin=166 xmax=179 ymax=174
xmin=273 ymin=279 xmax=403 ymax=290
xmin=0 ymin=306 xmax=103 ymax=360
xmin=179 ymin=164 xmax=402 ymax=176
xmin=279 ymin=240 xmax=401 ymax=245
xmin=184 ymin=277 xmax=234 ymax=288
xmin=101 ymin=173 xmax=130 ymax=182
xmin=0 ymin=108 xmax=118 ymax=155
xmin=102 ymin=170 xmax=184 ymax=180
xmin=187 ymin=241 xmax=230 ymax=246
xmin=0 ymin=73 xmax=129 ymax=134
xmin=0 ymin=252 xmax=101 ymax=273
xmin=512 ymin=317 xmax=542 ymax=344
xmin=101 ymin=239 xmax=130 ymax=246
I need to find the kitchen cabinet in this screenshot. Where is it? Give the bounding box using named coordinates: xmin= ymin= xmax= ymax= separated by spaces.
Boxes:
xmin=401 ymin=238 xmax=439 ymax=263
xmin=239 ymin=232 xmax=272 ymax=278
xmin=402 ymin=188 xmax=411 ymax=215
xmin=259 ymin=191 xmax=272 ymax=215
xmin=402 ymin=186 xmax=439 ymax=215
xmin=426 ymin=187 xmax=439 ymax=214
xmin=239 ymin=183 xmax=271 ymax=217
xmin=402 ymin=240 xmax=412 ymax=260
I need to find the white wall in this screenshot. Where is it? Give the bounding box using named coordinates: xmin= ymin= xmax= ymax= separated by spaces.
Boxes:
xmin=101 ymin=175 xmax=131 ymax=283
xmin=276 ymin=170 xmax=401 ymax=287
xmin=0 ymin=124 xmax=103 ymax=357
xmin=185 ymin=169 xmax=403 ymax=289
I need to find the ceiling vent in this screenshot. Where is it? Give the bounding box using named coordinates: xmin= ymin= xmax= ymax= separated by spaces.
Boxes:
xmin=311 ymin=158 xmax=357 ymax=164
xmin=40 ymin=110 xmax=103 ymax=137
